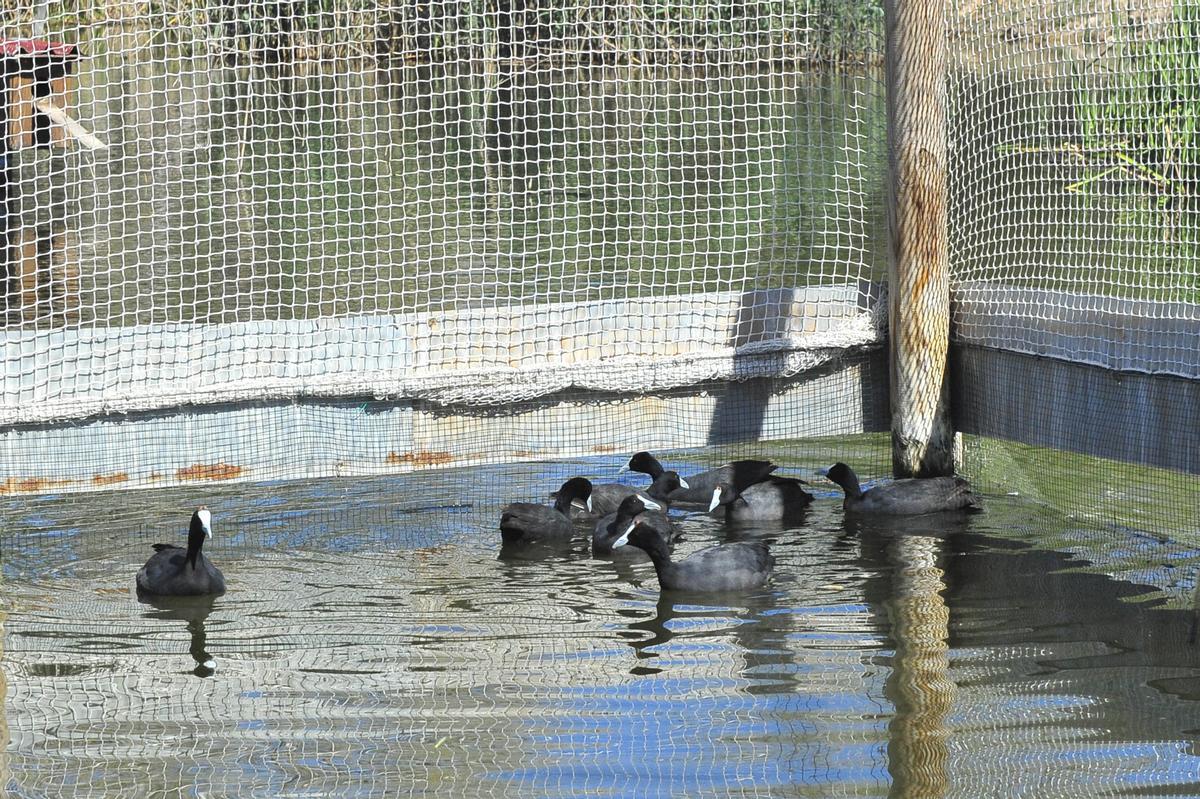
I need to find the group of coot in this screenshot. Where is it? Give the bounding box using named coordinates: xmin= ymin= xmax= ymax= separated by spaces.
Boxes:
xmin=132 ymin=454 xmax=981 ymax=600
xmin=500 ymin=452 xmax=982 ymax=593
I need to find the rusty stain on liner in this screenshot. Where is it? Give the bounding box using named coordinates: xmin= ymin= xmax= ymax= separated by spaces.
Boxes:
xmin=386 ymin=450 xmax=454 ymax=467
xmin=176 ymin=463 xmax=244 ymax=481
xmin=0 ymin=476 xmax=74 ymax=494
xmin=92 ymin=472 xmax=129 ymax=486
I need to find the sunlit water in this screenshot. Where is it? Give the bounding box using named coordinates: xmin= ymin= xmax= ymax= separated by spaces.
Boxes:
xmin=3 ymin=457 xmax=1200 ymax=797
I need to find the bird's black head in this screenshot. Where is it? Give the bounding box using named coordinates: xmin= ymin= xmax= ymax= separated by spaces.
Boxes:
xmin=624 ymin=451 xmax=664 ymax=478
xmin=614 ymin=493 xmax=650 ymax=523
xmin=554 ymin=477 xmax=594 ymax=514
xmin=649 ymin=470 xmax=688 ymax=498
xmin=707 ymin=481 xmax=735 ymax=511
xmin=615 ymin=519 xmax=670 ymax=559
xmin=821 ymin=462 xmax=856 ymax=489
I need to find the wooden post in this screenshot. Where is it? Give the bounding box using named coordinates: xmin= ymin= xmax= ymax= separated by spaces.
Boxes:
xmin=886 ymin=0 xmax=955 ymax=477
xmin=15 ymin=225 xmax=38 ymax=322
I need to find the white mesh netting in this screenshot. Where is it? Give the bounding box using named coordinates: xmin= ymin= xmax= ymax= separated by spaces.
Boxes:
xmin=948 ymin=0 xmax=1200 ymax=380
xmin=0 ymin=1 xmax=886 ymax=425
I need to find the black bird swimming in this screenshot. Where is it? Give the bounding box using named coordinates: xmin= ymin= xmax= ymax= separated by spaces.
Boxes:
xmin=622 ymin=451 xmax=776 ymax=507
xmin=612 ymin=520 xmax=775 ymax=592
xmin=500 ymin=477 xmax=593 ymax=545
xmin=820 ymin=462 xmax=982 ymax=515
xmin=714 ymin=474 xmax=813 ymax=522
xmin=592 ymin=494 xmax=677 ymax=556
xmin=136 ymin=507 xmax=226 ymax=596
xmin=584 ymin=469 xmax=688 ymax=517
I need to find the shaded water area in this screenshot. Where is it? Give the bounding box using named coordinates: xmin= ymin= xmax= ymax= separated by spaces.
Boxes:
xmin=3 ymin=454 xmax=1200 ymax=796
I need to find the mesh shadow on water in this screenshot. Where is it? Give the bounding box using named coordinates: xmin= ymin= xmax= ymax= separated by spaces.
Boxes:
xmin=4 ymin=464 xmax=1200 ymax=796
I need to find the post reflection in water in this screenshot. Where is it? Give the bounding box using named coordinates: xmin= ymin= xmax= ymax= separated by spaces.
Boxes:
xmin=848 ymin=514 xmax=970 ymax=799
xmin=138 ymin=595 xmax=219 ymax=678
xmin=884 ymin=534 xmax=952 ymax=799
xmin=0 ymin=608 xmax=10 ymax=791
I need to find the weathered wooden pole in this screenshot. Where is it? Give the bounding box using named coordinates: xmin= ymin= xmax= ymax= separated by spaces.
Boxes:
xmin=886 ymin=0 xmax=955 ymax=477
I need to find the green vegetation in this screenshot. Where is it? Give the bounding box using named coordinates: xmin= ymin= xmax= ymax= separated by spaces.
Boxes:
xmin=963 ymin=435 xmax=1200 ymax=542
xmin=1022 ymin=0 xmax=1200 ymax=302
xmin=3 ymin=0 xmax=883 ymax=67
xmin=1065 ymin=0 xmax=1200 ymax=301
xmin=1 ymin=2 xmax=887 ymax=325
xmin=952 ymin=1 xmax=1200 ymax=303
xmin=1074 ymin=0 xmax=1200 ymax=214
xmin=963 ymin=435 xmax=1200 ymax=607
xmin=65 ymin=57 xmax=884 ymax=324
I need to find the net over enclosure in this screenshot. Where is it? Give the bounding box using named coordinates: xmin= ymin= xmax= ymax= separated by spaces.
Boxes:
xmin=0 ymin=1 xmax=887 ymax=493
xmin=947 ymin=0 xmax=1200 ymax=536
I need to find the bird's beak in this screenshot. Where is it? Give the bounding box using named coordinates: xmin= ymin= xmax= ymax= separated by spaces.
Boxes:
xmin=618 ymin=464 xmax=630 ymax=474
xmin=197 ymin=508 xmax=213 ymax=539
xmin=612 ymin=520 xmax=636 ymax=548
xmin=585 ymin=496 xmax=593 ymax=513
xmin=817 ymin=468 xmax=830 ymax=478
xmin=678 ymin=477 xmax=690 ymax=489
xmin=641 ymin=497 xmax=662 ymax=511
xmin=708 ymin=486 xmax=723 ymax=512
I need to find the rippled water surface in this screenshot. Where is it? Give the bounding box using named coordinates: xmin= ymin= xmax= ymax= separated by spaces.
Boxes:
xmin=3 ymin=457 xmax=1200 ymax=797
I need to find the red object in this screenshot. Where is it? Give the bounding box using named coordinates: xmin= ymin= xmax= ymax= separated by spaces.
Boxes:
xmin=0 ymin=39 xmax=78 ymax=59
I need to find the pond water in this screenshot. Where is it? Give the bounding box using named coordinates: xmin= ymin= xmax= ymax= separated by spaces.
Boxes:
xmin=2 ymin=456 xmax=1200 ymax=797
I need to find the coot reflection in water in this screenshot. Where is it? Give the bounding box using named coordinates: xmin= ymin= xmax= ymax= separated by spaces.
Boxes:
xmin=139 ymin=594 xmax=219 ymax=678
